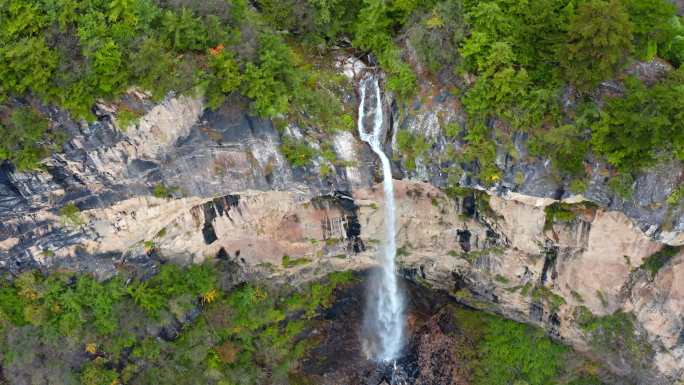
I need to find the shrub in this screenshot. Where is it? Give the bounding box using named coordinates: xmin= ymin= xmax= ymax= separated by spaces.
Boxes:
xmin=0 ymin=286 xmax=27 ymax=325
xmin=0 ymin=37 xmax=58 ymax=98
xmin=607 ymin=173 xmax=635 ymax=199
xmin=59 ymin=202 xmax=83 ymax=226
xmin=80 ymin=360 xmax=119 ymax=385
xmin=408 ymin=1 xmax=465 ymax=75
xmin=579 ymin=311 xmax=653 ymax=368
xmin=280 ymin=136 xmax=316 ymax=168
xmin=667 ymin=185 xmax=684 ymax=205
xmin=640 ymin=245 xmax=680 ymax=277
xmin=462 ymin=124 xmax=500 ymax=185
xmin=528 ymin=124 xmax=589 ymax=177
xmin=281 ymin=255 xmax=311 ymax=268
xmin=0 ymin=107 xmax=63 ymax=171
xmin=623 ymin=0 xmax=677 ymax=59
xmin=206 ymin=51 xmax=242 ymax=110
xmin=396 ymin=130 xmax=430 ymax=170
xmin=153 ymin=184 xmax=174 ymax=198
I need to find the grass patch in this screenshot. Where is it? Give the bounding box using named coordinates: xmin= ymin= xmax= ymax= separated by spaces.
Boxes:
xmin=59 ymin=202 xmax=83 ymax=226
xmin=281 ymin=255 xmax=311 ymax=268
xmin=152 ymin=184 xmax=177 ymax=199
xmin=115 ymin=106 xmax=143 ymax=132
xmin=493 ymin=274 xmax=509 ymax=284
xmin=396 ymin=246 xmax=410 ymax=257
xmin=451 ymin=306 xmax=569 ymax=385
xmin=531 ymin=286 xmax=566 ymax=313
xmin=544 ymin=202 xmax=576 ymax=229
xmin=280 ymin=136 xmax=317 ymax=168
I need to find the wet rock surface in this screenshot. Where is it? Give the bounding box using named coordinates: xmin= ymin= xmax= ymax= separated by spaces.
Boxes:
xmin=301 ymin=276 xmax=465 ymax=385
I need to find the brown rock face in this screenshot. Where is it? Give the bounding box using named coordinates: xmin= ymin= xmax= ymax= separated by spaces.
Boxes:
xmin=7 ymin=176 xmax=681 ymax=384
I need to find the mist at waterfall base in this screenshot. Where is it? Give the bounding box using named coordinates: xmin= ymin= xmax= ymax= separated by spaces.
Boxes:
xmin=357 ymin=75 xmax=406 ymax=364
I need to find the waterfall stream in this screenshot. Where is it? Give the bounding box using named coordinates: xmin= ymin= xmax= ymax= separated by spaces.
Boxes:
xmin=358 ymin=76 xmax=405 ymax=363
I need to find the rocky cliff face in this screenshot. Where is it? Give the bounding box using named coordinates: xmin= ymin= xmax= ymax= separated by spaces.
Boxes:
xmin=1 ymin=65 xmax=684 ymax=384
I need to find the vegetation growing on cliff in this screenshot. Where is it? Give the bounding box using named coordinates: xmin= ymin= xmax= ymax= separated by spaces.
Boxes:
xmin=1 ymin=0 xmax=684 ymax=194
xmin=575 ymin=308 xmax=654 ymax=372
xmin=452 ymin=306 xmax=607 ymax=385
xmin=640 ymin=245 xmax=681 ymax=277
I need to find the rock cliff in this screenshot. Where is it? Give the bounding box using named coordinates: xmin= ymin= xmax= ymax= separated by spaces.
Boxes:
xmin=1 ymin=67 xmax=683 ymax=384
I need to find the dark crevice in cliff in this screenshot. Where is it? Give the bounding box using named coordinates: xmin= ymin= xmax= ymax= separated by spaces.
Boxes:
xmin=200 ymin=194 xmax=240 ymax=245
xmin=540 ymin=244 xmax=559 ymax=284
xmin=312 ymin=191 xmax=365 ymax=254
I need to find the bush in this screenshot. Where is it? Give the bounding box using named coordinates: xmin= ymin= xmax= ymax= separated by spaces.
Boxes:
xmin=280 ymin=136 xmax=316 ymax=168
xmin=353 ymin=0 xmax=419 ymax=99
xmin=462 ymin=124 xmax=500 ymax=185
xmin=544 ymin=202 xmax=577 ymax=226
xmin=529 ymin=124 xmax=589 ymax=177
xmin=281 ymin=255 xmax=311 ymax=268
xmin=59 ymin=202 xmax=83 ymax=226
xmin=0 ymin=107 xmax=63 ymax=171
xmin=623 ymin=0 xmax=677 ymax=59
xmin=640 ymin=245 xmax=680 ymax=277
xmin=0 ymin=37 xmax=58 ymax=98
xmin=206 ymin=51 xmax=242 ymax=109
xmin=80 ymin=360 xmax=119 ymax=385
xmin=580 ymin=311 xmax=653 ymax=368
xmin=396 ymin=130 xmax=430 ymax=170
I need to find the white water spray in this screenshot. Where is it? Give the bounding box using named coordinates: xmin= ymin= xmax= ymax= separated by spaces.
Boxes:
xmin=358 ymin=76 xmax=405 ymax=362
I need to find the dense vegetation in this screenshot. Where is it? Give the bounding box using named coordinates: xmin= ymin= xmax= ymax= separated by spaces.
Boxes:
xmin=0 ymin=260 xmax=608 ymax=385
xmin=2 ymin=0 xmax=683 ymax=199
xmin=452 ymin=305 xmax=606 ymax=385
xmin=0 ymin=261 xmax=356 ymax=384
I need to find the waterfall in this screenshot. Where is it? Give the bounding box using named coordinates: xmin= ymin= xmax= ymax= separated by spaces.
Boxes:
xmin=358 ymin=76 xmax=405 ymax=362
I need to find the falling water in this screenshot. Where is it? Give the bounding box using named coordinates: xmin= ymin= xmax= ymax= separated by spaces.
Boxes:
xmin=358 ymin=75 xmax=405 ymax=363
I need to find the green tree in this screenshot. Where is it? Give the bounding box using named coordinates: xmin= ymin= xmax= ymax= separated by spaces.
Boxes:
xmin=623 ymin=0 xmax=677 ymax=59
xmin=560 ymin=0 xmax=633 ymax=90
xmin=206 ymin=51 xmax=242 ymax=109
xmin=0 ymin=37 xmax=58 ymax=99
xmin=91 ymin=40 xmax=128 ymax=95
xmin=108 ymin=0 xmax=137 ymax=23
xmin=474 ymin=318 xmax=566 ymax=385
xmin=0 ymin=107 xmax=60 ymax=171
xmin=0 ymin=1 xmax=47 ymax=39
xmin=161 ymin=8 xmax=208 ymax=51
xmin=409 ymin=0 xmax=466 ymax=75
xmin=591 ymin=74 xmax=684 ymax=173
xmin=529 ymin=124 xmax=589 ymax=176
xmin=243 ymin=34 xmax=303 ymax=117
